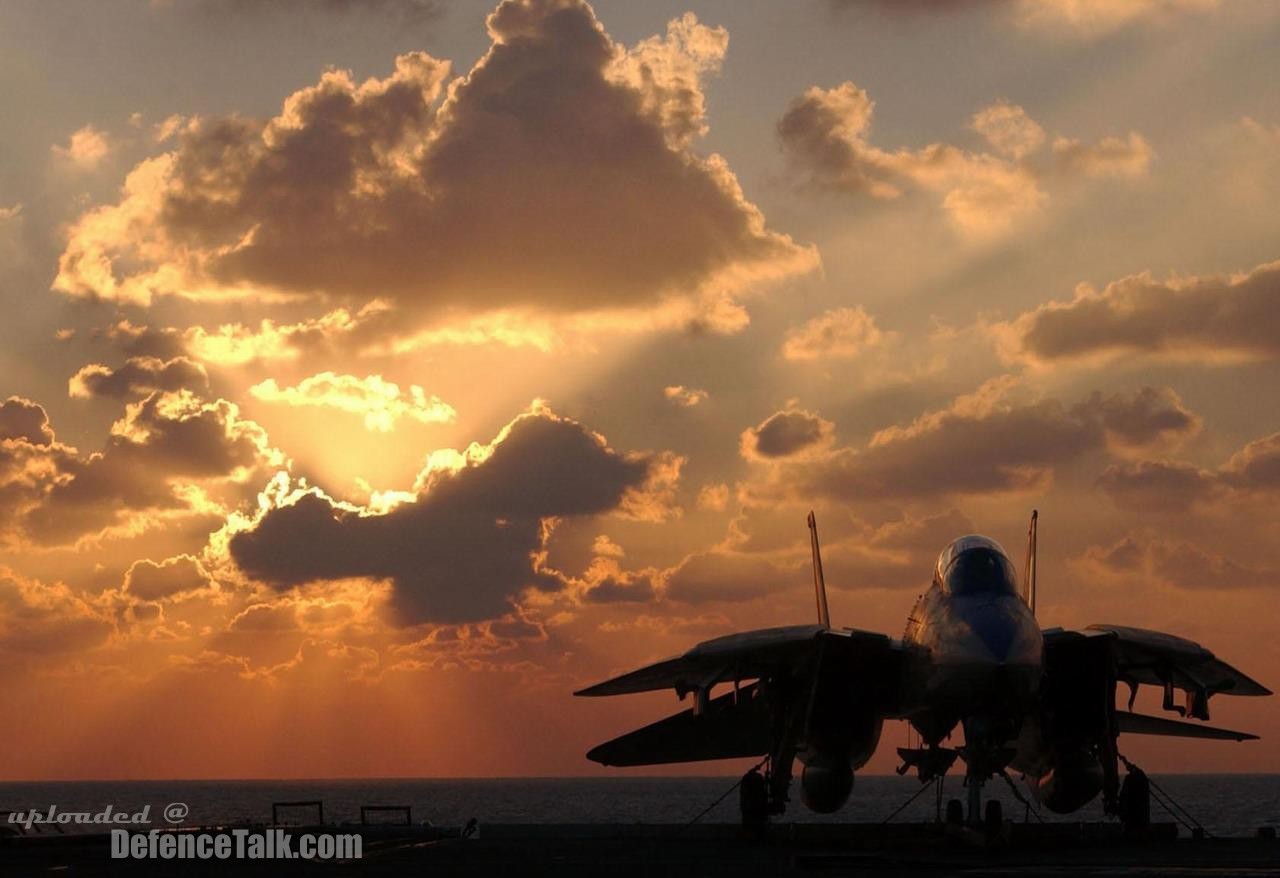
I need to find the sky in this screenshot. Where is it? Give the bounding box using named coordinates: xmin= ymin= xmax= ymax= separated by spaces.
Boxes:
xmin=1 ymin=0 xmax=1278 ymax=781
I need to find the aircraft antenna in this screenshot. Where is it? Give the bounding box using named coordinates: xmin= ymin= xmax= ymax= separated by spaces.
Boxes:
xmin=807 ymin=511 xmax=831 ymax=628
xmin=1024 ymin=509 xmax=1038 ymax=616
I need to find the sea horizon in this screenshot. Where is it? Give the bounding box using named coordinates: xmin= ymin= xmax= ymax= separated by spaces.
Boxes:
xmin=4 ymin=775 xmax=1276 ymax=838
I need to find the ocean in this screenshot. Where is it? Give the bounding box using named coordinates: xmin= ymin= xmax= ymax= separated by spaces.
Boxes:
xmin=2 ymin=775 xmax=1276 ymax=838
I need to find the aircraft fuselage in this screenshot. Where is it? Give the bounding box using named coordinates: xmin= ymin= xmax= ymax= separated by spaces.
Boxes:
xmin=899 ymin=536 xmax=1044 ymax=767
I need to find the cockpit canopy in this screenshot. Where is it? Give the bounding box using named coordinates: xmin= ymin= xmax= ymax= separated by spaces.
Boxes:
xmin=933 ymin=535 xmax=1019 ymax=597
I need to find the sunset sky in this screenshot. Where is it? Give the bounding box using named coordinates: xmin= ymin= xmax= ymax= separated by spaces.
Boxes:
xmin=2 ymin=0 xmax=1278 ymax=781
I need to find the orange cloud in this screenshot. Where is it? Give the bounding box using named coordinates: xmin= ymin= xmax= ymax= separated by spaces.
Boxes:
xmin=779 ymin=84 xmax=1150 ymax=238
xmin=249 ymin=372 xmax=455 ymax=433
xmin=52 ymin=125 xmax=111 ymax=170
xmin=1098 ymin=431 xmax=1280 ymax=511
xmin=781 ymin=306 xmax=885 ymax=360
xmin=2 ymin=392 xmax=283 ymax=547
xmin=749 ymin=381 xmax=1200 ymax=501
xmin=663 ymin=385 xmax=708 ymax=407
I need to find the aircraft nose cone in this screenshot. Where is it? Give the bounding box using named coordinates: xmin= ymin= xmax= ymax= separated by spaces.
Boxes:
xmin=963 ymin=601 xmax=1016 ymax=662
xmin=974 ymin=614 xmax=1015 ymax=661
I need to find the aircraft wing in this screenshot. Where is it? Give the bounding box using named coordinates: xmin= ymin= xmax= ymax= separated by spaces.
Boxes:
xmin=1043 ymin=624 xmax=1271 ymax=721
xmin=585 ymin=681 xmax=772 ymax=766
xmin=1084 ymin=624 xmax=1271 ymax=698
xmin=574 ymin=624 xmax=897 ymax=698
xmin=1115 ymin=710 xmax=1258 ymax=742
xmin=575 ymin=624 xmax=907 ymax=766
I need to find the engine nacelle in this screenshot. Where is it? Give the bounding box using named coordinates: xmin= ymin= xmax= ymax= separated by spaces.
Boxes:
xmin=1030 ymin=749 xmax=1104 ymax=814
xmin=800 ymin=755 xmax=854 ymax=814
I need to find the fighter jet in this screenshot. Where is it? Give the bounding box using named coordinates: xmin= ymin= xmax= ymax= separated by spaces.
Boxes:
xmin=575 ymin=512 xmax=1271 ymax=824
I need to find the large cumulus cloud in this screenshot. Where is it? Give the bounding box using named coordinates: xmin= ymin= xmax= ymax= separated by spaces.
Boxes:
xmin=227 ymin=404 xmax=680 ymax=624
xmin=56 ymin=0 xmax=814 ymax=333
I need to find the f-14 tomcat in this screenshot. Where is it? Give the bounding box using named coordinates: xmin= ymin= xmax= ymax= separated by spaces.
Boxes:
xmin=576 ymin=512 xmax=1270 ymax=823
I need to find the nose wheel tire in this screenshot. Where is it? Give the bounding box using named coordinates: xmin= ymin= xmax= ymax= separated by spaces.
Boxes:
xmin=984 ymin=798 xmax=1003 ymax=835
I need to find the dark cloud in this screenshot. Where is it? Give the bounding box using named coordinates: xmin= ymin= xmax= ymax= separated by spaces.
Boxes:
xmin=2 ymin=392 xmax=280 ymax=547
xmin=1080 ymin=531 xmax=1277 ymax=591
xmin=1099 ymin=431 xmax=1280 ymax=511
xmin=1072 ymin=385 xmax=1200 ymax=450
xmin=0 ymin=399 xmax=80 ymax=544
xmin=778 ymin=82 xmax=1148 ymax=238
xmin=754 ymin=383 xmax=1199 ymax=501
xmin=740 ymin=408 xmax=835 ymax=459
xmin=1001 ymin=259 xmax=1280 ymax=365
xmin=124 ymin=555 xmax=216 ymax=601
xmin=229 ymin=406 xmax=668 ymax=624
xmin=0 ymin=397 xmax=55 ymax=445
xmin=70 ymin=356 xmax=209 ymax=399
xmin=104 ymin=321 xmax=189 ymax=360
xmin=58 ymin=0 xmax=812 ymax=332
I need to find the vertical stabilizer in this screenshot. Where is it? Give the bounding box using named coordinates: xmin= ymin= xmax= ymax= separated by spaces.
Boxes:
xmin=1024 ymin=509 xmax=1038 ymax=616
xmin=807 ymin=511 xmax=831 ymax=628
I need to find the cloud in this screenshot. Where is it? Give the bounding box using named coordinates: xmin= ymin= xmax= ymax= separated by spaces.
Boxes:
xmin=740 ymin=407 xmax=836 ymax=460
xmin=752 ymin=381 xmax=1199 ymax=501
xmin=778 ymin=84 xmax=1150 ymax=238
xmin=0 ymin=571 xmax=113 ymax=662
xmin=664 ymin=550 xmax=797 ymax=604
xmin=665 ymin=508 xmax=974 ymax=604
xmin=972 ymin=101 xmax=1046 ymax=160
xmin=227 ymin=404 xmax=674 ymax=624
xmin=52 ymin=125 xmax=111 ymax=170
xmin=56 ymin=0 xmax=814 ymax=337
xmin=781 ymin=306 xmax=885 ymax=360
xmin=1013 ymin=0 xmax=1221 ymax=36
xmin=696 ymin=482 xmax=730 ymax=511
xmin=228 ymin=601 xmax=299 ymax=633
xmin=249 ymin=373 xmax=455 ymax=432
xmin=1052 ymin=133 xmax=1154 ymax=177
xmin=1072 ymin=385 xmax=1200 ymax=451
xmin=69 ymin=356 xmax=209 ymax=399
xmin=1099 ymin=431 xmax=1280 ymax=511
xmin=997 ymin=259 xmax=1280 ymax=366
xmin=834 ymin=0 xmax=1222 ymax=36
xmin=1078 ymin=530 xmax=1275 ymax=591
xmin=3 ymin=391 xmax=282 ymax=547
xmin=0 ymin=397 xmax=56 ymax=446
xmin=583 ymin=571 xmax=657 ymax=604
xmin=124 ymin=555 xmax=216 ymax=601
xmin=663 ymin=385 xmax=708 ymax=407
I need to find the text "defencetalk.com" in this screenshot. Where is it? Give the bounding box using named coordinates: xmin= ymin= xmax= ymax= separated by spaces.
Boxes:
xmin=111 ymin=829 xmax=363 ymax=860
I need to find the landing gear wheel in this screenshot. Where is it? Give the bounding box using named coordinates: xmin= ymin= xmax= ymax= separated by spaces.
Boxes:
xmin=945 ymin=798 xmax=964 ymax=826
xmin=984 ymin=798 xmax=1003 ymax=836
xmin=739 ymin=767 xmax=769 ymax=838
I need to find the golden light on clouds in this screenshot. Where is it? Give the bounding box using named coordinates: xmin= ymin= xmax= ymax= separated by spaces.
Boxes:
xmin=1 ymin=0 xmax=1277 ymax=781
